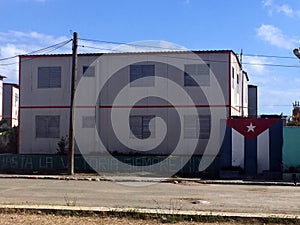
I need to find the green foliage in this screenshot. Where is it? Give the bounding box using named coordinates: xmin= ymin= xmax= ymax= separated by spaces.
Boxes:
xmin=287 ymin=120 xmax=300 ymax=126
xmin=57 ymin=136 xmax=68 ymax=155
xmin=0 ymin=126 xmax=18 ymax=154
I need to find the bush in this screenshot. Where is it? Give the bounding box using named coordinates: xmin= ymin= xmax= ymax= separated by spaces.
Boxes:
xmin=57 ymin=136 xmax=68 ymax=155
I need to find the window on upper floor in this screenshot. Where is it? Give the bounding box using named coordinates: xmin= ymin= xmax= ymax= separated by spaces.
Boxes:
xmin=82 ymin=116 xmax=95 ymax=128
xmin=83 ymin=65 xmax=95 ymax=77
xmin=14 ymin=93 xmax=18 ymax=107
xmin=35 ymin=115 xmax=60 ymax=138
xmin=130 ymin=64 xmax=155 ymax=87
xmin=232 ymin=67 xmax=235 ymax=89
xmin=237 ymin=73 xmax=240 ymax=93
xmin=184 ymin=115 xmax=211 ymax=139
xmin=184 ymin=64 xmax=210 ymax=87
xmin=37 ymin=67 xmax=61 ymax=88
xmin=129 ymin=115 xmax=155 ymax=139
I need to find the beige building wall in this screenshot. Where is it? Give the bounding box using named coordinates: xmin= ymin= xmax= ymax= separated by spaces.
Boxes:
xmin=19 ymin=51 xmax=247 ymax=154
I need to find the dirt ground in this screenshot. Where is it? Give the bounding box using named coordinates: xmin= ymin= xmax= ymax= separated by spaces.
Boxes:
xmin=0 ymin=213 xmax=294 ymax=225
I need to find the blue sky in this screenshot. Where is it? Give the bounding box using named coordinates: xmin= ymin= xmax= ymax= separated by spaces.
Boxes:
xmin=0 ymin=0 xmax=300 ymax=116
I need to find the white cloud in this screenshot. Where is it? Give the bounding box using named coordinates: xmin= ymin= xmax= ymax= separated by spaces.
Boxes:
xmin=113 ymin=40 xmax=186 ymax=53
xmin=243 ymin=56 xmax=269 ymax=78
xmin=0 ymin=31 xmax=187 ymax=83
xmin=0 ymin=31 xmax=71 ymax=82
xmin=256 ymin=24 xmax=298 ymax=49
xmin=262 ymin=0 xmax=300 ymax=17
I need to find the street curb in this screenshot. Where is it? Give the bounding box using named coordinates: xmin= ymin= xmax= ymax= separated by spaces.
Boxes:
xmin=0 ymin=174 xmax=297 ymax=186
xmin=0 ymin=204 xmax=298 ymax=222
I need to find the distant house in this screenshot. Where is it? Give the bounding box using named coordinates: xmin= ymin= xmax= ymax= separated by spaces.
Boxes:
xmin=0 ymin=75 xmax=6 ymax=121
xmin=3 ymin=83 xmax=19 ymax=127
xmin=248 ymin=84 xmax=258 ymax=118
xmin=19 ymin=50 xmax=250 ymax=154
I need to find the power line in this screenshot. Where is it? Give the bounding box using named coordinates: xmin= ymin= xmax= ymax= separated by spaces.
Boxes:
xmin=80 ymin=44 xmax=300 ymax=68
xmin=79 ymin=37 xmax=300 ymax=60
xmin=241 ymin=53 xmax=297 ymax=60
xmin=78 ymin=38 xmax=300 ymax=68
xmin=79 ymin=38 xmax=185 ymax=51
xmin=242 ymin=62 xmax=300 ymax=68
xmin=0 ymin=55 xmax=19 ymax=62
xmin=1 ymin=36 xmax=299 ymax=69
xmin=0 ymin=39 xmax=72 ymax=66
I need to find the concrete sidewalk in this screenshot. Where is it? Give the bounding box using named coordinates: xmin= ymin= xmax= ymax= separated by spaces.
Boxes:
xmin=0 ymin=176 xmax=299 ymax=222
xmin=0 ymin=173 xmax=296 ymax=186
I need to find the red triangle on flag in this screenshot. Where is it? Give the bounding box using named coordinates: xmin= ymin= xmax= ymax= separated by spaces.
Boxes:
xmin=226 ymin=118 xmax=280 ymax=140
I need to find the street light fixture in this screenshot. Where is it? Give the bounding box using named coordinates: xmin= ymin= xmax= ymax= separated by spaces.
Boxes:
xmin=293 ymin=48 xmax=300 ymax=59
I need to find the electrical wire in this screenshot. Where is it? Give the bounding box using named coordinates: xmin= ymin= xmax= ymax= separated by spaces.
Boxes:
xmin=242 ymin=53 xmax=297 ymax=60
xmin=80 ymin=44 xmax=300 ymax=68
xmin=79 ymin=38 xmax=186 ymax=51
xmin=78 ymin=38 xmax=300 ymax=68
xmin=79 ymin=37 xmax=299 ymax=59
xmin=0 ymin=39 xmax=72 ymax=67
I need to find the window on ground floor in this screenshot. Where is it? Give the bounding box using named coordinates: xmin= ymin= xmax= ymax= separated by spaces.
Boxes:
xmin=184 ymin=115 xmax=210 ymax=139
xmin=129 ymin=115 xmax=155 ymax=139
xmin=36 ymin=115 xmax=60 ymax=138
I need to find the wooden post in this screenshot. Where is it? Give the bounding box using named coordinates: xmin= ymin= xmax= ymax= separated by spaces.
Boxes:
xmin=68 ymin=32 xmax=78 ymax=175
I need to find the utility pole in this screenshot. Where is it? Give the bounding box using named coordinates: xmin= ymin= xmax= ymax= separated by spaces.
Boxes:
xmin=240 ymin=49 xmax=244 ymax=117
xmin=68 ymin=32 xmax=78 ymax=175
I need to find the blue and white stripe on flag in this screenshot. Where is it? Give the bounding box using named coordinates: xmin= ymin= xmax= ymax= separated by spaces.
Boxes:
xmin=220 ymin=118 xmax=283 ymax=175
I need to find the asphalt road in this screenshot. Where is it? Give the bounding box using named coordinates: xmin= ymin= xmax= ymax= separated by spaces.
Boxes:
xmin=0 ymin=178 xmax=299 ymax=216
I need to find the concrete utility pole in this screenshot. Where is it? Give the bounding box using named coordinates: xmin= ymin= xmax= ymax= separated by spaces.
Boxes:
xmin=240 ymin=49 xmax=244 ymax=117
xmin=68 ymin=32 xmax=78 ymax=175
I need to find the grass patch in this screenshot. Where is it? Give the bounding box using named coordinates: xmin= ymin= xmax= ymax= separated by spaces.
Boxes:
xmin=0 ymin=207 xmax=298 ymax=224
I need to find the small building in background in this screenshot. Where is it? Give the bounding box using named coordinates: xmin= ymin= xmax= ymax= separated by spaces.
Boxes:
xmin=0 ymin=75 xmax=6 ymax=121
xmin=248 ymin=85 xmax=258 ymax=118
xmin=3 ymin=83 xmax=19 ymax=127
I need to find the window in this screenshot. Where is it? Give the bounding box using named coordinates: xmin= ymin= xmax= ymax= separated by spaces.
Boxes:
xmin=184 ymin=115 xmax=210 ymax=139
xmin=232 ymin=67 xmax=235 ymax=89
xmin=237 ymin=73 xmax=240 ymax=93
xmin=199 ymin=115 xmax=211 ymax=139
xmin=38 ymin=67 xmax=61 ymax=88
xmin=83 ymin=65 xmax=95 ymax=77
xmin=14 ymin=93 xmax=18 ymax=107
xmin=36 ymin=115 xmax=60 ymax=138
xmin=130 ymin=65 xmax=154 ymax=87
xmin=184 ymin=64 xmax=210 ymax=86
xmin=82 ymin=116 xmax=95 ymax=128
xmin=130 ymin=115 xmax=155 ymax=139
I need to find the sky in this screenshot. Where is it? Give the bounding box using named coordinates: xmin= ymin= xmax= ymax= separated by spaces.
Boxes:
xmin=0 ymin=0 xmax=300 ymax=116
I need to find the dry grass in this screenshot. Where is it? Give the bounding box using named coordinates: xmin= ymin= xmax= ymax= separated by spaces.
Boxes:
xmin=0 ymin=213 xmax=295 ymax=225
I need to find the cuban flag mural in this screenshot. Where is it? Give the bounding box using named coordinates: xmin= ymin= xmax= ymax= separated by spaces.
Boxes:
xmin=220 ymin=118 xmax=283 ymax=176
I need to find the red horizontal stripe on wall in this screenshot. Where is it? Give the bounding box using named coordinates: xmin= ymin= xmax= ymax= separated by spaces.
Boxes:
xmin=20 ymin=105 xmax=232 ymax=109
xmin=99 ymin=105 xmax=231 ymax=109
xmin=20 ymin=106 xmax=70 ymax=109
xmin=20 ymin=106 xmax=96 ymax=109
xmin=2 ymin=117 xmax=18 ymax=120
xmin=20 ymin=105 xmax=231 ymax=109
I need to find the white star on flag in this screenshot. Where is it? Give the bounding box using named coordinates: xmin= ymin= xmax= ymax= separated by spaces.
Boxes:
xmin=246 ymin=123 xmax=256 ymax=133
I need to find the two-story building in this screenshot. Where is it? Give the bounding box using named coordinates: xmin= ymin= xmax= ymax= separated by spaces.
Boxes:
xmin=3 ymin=83 xmax=19 ymax=127
xmin=0 ymin=75 xmax=19 ymax=128
xmin=19 ymin=50 xmax=249 ymax=155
